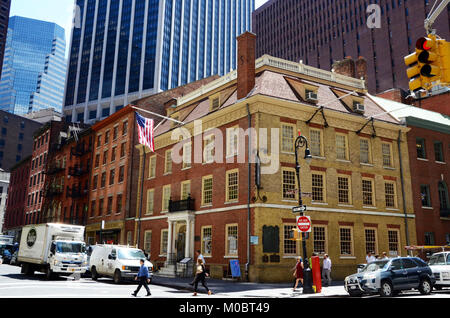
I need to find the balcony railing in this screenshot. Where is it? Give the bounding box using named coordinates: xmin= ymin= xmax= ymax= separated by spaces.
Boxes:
xmin=45 ymin=165 xmax=65 ymax=175
xmin=71 ymin=142 xmax=91 ymax=157
xmin=43 ymin=186 xmax=63 ymax=198
xmin=168 ymin=197 xmax=195 ymax=213
xmin=68 ymin=165 xmax=89 ymax=177
xmin=440 ymin=209 xmax=450 ymax=218
xmin=67 ymin=185 xmax=89 ymax=198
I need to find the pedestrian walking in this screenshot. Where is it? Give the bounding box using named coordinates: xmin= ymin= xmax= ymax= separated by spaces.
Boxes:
xmin=322 ymin=254 xmax=332 ymax=287
xmin=366 ymin=252 xmax=376 ymax=264
xmin=292 ymin=256 xmax=304 ymax=291
xmin=195 ymin=250 xmax=206 ymax=265
xmin=191 ymin=258 xmax=212 ymax=296
xmin=131 ymin=259 xmax=151 ymax=297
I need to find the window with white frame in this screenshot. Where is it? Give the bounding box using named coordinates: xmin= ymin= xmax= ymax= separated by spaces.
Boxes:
xmin=202 ymin=176 xmax=213 ymax=206
xmin=160 ymin=230 xmax=168 ymax=255
xmin=365 ymin=228 xmax=377 ymax=254
xmin=164 ymin=150 xmax=172 ymax=174
xmin=226 ymin=170 xmax=239 ymax=202
xmin=388 ymin=229 xmax=400 ymax=256
xmin=162 ymin=185 xmax=171 ymax=212
xmin=284 ymin=225 xmax=297 ymax=255
xmin=282 ymin=168 xmax=296 ymax=200
xmin=382 ymin=142 xmax=393 ymax=167
xmin=312 ymin=173 xmax=325 ymax=202
xmin=385 ymin=182 xmax=397 ymax=208
xmin=182 ymin=142 xmax=192 ymax=169
xmin=336 ymin=134 xmax=348 ymax=160
xmin=146 ymin=189 xmax=154 ymax=215
xmin=202 ymin=226 xmax=212 ymax=256
xmin=359 ymin=138 xmax=371 ymax=163
xmin=281 ymin=124 xmax=295 ymax=153
xmin=339 ymin=227 xmax=353 ymax=256
xmin=226 ymin=224 xmax=238 ymax=256
xmin=148 ymin=155 xmax=156 ymax=178
xmin=313 ymin=226 xmax=327 ymax=255
xmin=310 ymin=129 xmax=322 ymax=157
xmin=181 ymin=181 xmax=191 ymax=200
xmin=203 ymin=134 xmax=215 ymax=163
xmin=226 ymin=126 xmax=239 ymax=157
xmin=362 ymin=179 xmax=374 ymax=206
xmin=338 ymin=175 xmax=351 ymax=204
xmin=144 ymin=231 xmax=152 ymax=254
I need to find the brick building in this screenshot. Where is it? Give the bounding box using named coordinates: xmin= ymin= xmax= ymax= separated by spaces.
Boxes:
xmin=85 ymin=77 xmax=219 ymax=245
xmin=25 ymin=121 xmax=67 ymax=225
xmin=372 ymin=94 xmax=450 ymax=247
xmin=40 ymin=125 xmax=93 ymax=226
xmin=252 ymin=0 xmax=450 ymax=94
xmin=2 ymin=156 xmax=31 ymax=240
xmin=133 ymin=32 xmax=417 ymax=282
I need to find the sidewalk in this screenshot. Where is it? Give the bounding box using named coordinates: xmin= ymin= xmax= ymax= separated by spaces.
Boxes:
xmin=151 ymin=274 xmax=347 ymax=297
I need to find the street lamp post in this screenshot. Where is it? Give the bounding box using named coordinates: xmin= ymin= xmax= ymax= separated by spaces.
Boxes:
xmin=294 ymin=134 xmax=314 ymax=294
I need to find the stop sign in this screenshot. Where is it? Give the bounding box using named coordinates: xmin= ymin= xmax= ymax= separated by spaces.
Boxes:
xmin=296 ymin=216 xmax=311 ymax=232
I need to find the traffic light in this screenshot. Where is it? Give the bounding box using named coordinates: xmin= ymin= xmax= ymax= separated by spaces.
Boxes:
xmin=404 ymin=34 xmax=450 ymax=92
xmin=438 ymin=39 xmax=450 ymax=85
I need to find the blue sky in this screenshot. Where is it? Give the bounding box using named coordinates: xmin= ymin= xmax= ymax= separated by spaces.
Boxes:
xmin=10 ymin=0 xmax=269 ymax=57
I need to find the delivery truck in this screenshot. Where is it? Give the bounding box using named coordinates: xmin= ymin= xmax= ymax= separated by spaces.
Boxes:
xmin=18 ymin=223 xmax=87 ymax=279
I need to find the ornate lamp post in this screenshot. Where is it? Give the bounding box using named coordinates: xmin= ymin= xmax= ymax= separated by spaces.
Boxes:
xmin=294 ymin=133 xmax=314 ymax=294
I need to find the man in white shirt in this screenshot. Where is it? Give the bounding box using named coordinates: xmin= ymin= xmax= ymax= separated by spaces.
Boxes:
xmin=322 ymin=254 xmax=332 ymax=287
xmin=195 ymin=250 xmax=205 ymax=265
xmin=366 ymin=252 xmax=376 ymax=264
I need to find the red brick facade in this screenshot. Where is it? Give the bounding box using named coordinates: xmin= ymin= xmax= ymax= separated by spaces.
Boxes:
xmin=3 ymin=156 xmax=31 ymax=235
xmin=406 ymin=125 xmax=450 ymax=246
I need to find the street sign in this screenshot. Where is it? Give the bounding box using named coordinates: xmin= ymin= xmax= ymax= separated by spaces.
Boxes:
xmin=296 ymin=215 xmax=312 ymax=232
xmin=292 ymin=205 xmax=307 ymax=213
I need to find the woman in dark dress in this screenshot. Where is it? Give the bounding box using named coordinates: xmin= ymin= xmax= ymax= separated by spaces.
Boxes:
xmin=292 ymin=256 xmax=304 ymax=291
xmin=192 ymin=258 xmax=212 ymax=296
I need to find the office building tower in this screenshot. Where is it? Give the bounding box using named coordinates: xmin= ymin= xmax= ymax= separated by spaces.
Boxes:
xmin=63 ymin=0 xmax=254 ymax=123
xmin=0 ymin=16 xmax=67 ymax=115
xmin=252 ymin=0 xmax=450 ymax=93
xmin=0 ymin=0 xmax=11 ymax=79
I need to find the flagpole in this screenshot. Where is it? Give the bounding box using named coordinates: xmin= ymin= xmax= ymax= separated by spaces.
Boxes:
xmin=131 ymin=105 xmax=185 ymax=125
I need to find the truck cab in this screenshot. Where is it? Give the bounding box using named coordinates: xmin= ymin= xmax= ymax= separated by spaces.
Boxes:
xmin=47 ymin=240 xmax=87 ymax=275
xmin=428 ymin=252 xmax=450 ymax=289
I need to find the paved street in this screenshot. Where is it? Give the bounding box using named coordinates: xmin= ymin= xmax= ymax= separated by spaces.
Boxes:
xmin=1 ymin=264 xmax=449 ymax=298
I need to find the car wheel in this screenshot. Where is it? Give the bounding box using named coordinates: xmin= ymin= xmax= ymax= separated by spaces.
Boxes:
xmin=45 ymin=267 xmax=54 ymax=280
xmin=22 ymin=264 xmax=34 ymax=276
xmin=419 ymin=278 xmax=432 ymax=295
xmin=379 ymin=281 xmax=394 ymax=297
xmin=113 ymin=270 xmax=122 ymax=284
xmin=91 ymin=267 xmax=98 ymax=280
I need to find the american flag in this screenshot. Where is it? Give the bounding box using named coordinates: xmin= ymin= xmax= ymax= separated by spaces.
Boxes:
xmin=136 ymin=112 xmax=155 ymax=152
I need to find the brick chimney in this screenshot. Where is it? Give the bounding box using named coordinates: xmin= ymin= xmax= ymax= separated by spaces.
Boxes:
xmin=332 ymin=56 xmax=368 ymax=88
xmin=237 ymin=31 xmax=256 ymax=100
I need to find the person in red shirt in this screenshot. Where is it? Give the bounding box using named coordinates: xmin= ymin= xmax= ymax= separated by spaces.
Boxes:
xmin=292 ymin=256 xmax=304 ymax=291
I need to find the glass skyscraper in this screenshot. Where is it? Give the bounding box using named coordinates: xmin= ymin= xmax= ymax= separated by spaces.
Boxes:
xmin=63 ymin=0 xmax=254 ymax=123
xmin=0 ymin=16 xmax=67 ymax=115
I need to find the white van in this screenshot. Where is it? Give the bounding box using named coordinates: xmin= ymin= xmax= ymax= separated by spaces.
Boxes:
xmin=428 ymin=252 xmax=450 ymax=290
xmin=89 ymin=245 xmax=153 ymax=284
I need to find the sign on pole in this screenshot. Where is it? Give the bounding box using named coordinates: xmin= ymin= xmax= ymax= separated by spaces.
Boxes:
xmin=296 ymin=216 xmax=312 ymax=232
xmin=292 ymin=205 xmax=307 ymax=213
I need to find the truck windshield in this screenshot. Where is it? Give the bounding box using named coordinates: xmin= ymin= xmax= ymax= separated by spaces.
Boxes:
xmin=56 ymin=242 xmax=86 ymax=254
xmin=429 ymin=254 xmax=446 ymax=266
xmin=360 ymin=260 xmax=389 ymax=272
xmin=118 ymin=249 xmax=145 ymax=260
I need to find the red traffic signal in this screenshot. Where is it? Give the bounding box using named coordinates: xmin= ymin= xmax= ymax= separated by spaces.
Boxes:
xmin=416 ymin=37 xmax=434 ymax=51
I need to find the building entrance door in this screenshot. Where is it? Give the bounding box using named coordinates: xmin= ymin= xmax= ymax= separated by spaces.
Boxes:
xmin=176 ymin=225 xmax=186 ymax=261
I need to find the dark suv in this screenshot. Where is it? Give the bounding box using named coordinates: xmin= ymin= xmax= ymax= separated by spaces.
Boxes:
xmin=344 ymin=257 xmax=435 ymax=297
